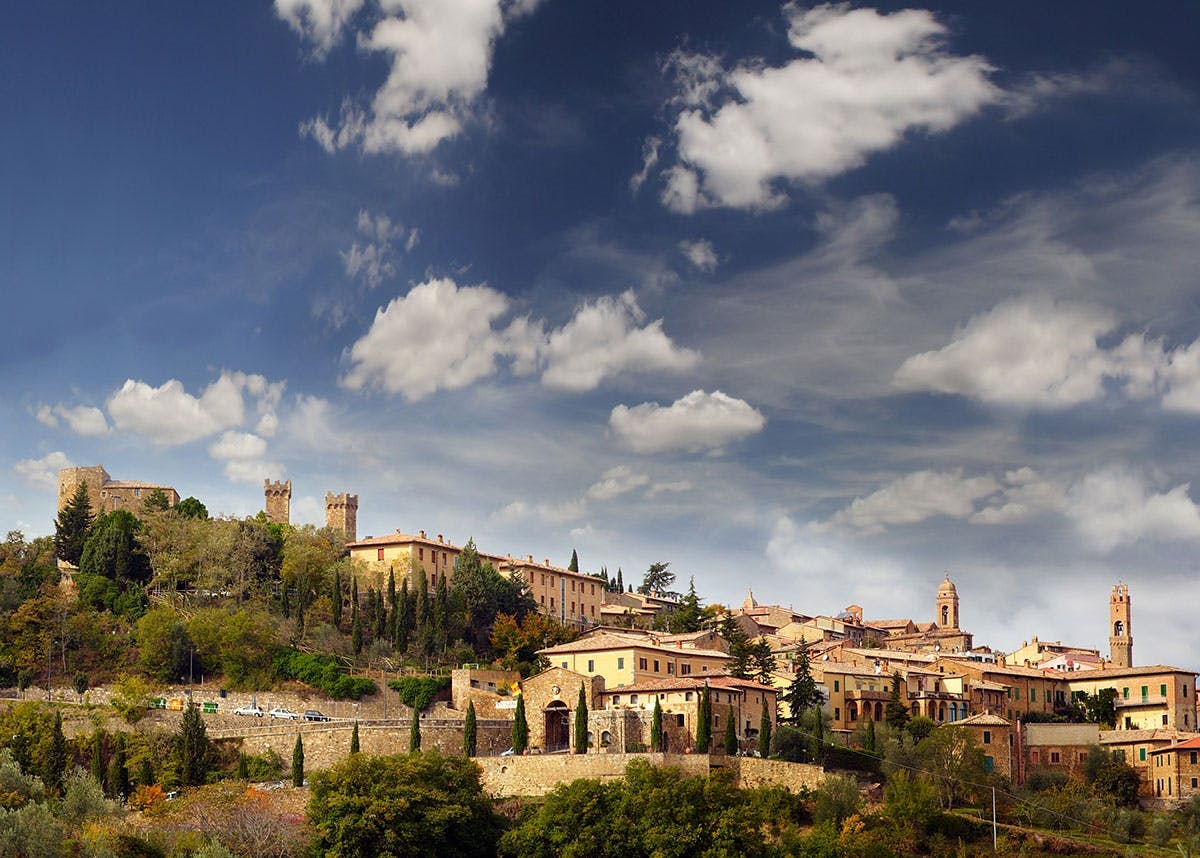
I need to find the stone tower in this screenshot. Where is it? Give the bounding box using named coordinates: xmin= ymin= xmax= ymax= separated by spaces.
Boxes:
xmin=936 ymin=576 xmax=959 ymax=630
xmin=325 ymin=492 xmax=358 ymax=541
xmin=264 ymin=479 xmax=292 ymax=525
xmin=1109 ymin=583 xmax=1133 ymax=668
xmin=57 ymin=465 xmax=111 ymax=513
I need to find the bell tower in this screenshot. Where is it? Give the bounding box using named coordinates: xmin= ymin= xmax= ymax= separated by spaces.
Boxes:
xmin=935 ymin=576 xmax=959 ymax=630
xmin=1109 ymin=583 xmax=1132 ymax=668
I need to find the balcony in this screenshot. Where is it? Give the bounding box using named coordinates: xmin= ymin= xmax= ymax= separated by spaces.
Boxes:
xmin=1116 ymin=695 xmax=1169 ymax=708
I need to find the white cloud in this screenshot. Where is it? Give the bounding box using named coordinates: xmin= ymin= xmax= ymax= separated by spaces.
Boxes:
xmin=209 ymin=431 xmax=269 ymax=461
xmin=221 ymin=458 xmax=284 ymax=485
xmin=646 ymin=479 xmax=694 ymax=497
xmin=34 ymin=403 xmax=109 ymax=436
xmin=274 ymin=0 xmax=364 ymax=58
xmin=14 ymin=451 xmax=72 ymax=490
xmin=340 ymin=277 xmax=516 ymax=399
xmin=892 ymin=298 xmax=1123 ymax=407
xmin=298 ymin=0 xmax=534 ymax=156
xmin=540 ymin=291 xmax=699 ymax=392
xmin=679 ymin=239 xmax=718 ymax=273
xmin=658 ymin=3 xmax=998 ymax=210
xmin=609 ymin=390 xmax=766 ymax=454
xmin=827 ymin=469 xmax=1000 ymax=533
xmin=585 ymin=465 xmax=650 ymax=502
xmin=341 ymin=210 xmax=415 ymax=288
xmin=106 ymin=371 xmax=284 ymax=446
xmin=629 ymin=136 xmax=661 ymax=194
xmin=969 ymin=467 xmax=1066 ymax=525
xmin=1066 ymin=468 xmax=1200 ymax=553
xmin=343 ymin=281 xmax=697 ymax=399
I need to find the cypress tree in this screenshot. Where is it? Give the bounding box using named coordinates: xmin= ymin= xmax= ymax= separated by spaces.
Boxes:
xmin=573 ymin=684 xmax=588 ymax=754
xmin=723 ymin=705 xmax=738 ymax=755
xmin=90 ymin=730 xmax=105 ymax=786
xmin=433 ymin=573 xmax=449 ymax=653
xmin=138 ymin=757 xmax=153 ymax=788
xmin=864 ymin=717 xmax=876 ymax=753
xmin=177 ymin=698 xmax=211 ymax=786
xmin=108 ymin=734 xmax=129 ymax=800
xmin=54 ymin=482 xmax=94 ymax=566
xmin=810 ymin=705 xmax=824 ymax=763
xmin=512 ymin=695 xmax=528 ymax=754
xmin=695 ymin=684 xmax=711 ymax=752
xmin=568 ymin=549 xmax=579 ymax=573
xmin=397 ymin=579 xmax=412 ymax=650
xmin=615 ymin=568 xmax=623 ymax=593
xmin=350 ymin=721 xmax=360 ymax=754
xmin=759 ymin=708 xmax=772 ymax=758
xmin=45 ymin=711 xmax=66 ymax=793
xmin=386 ymin=570 xmax=397 ymax=640
xmin=331 ymin=569 xmax=342 ymax=627
xmin=463 ymin=701 xmax=477 ymax=756
xmin=409 ymin=710 xmax=421 ymax=753
xmin=292 ymin=734 xmax=304 ymax=787
xmin=650 ymin=697 xmax=663 ymax=752
xmin=351 ymin=599 xmax=362 ymax=655
xmin=237 ymin=752 xmax=249 ymax=780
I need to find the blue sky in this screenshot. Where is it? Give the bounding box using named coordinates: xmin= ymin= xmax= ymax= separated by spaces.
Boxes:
xmin=4 ymin=1 xmax=1200 ymax=666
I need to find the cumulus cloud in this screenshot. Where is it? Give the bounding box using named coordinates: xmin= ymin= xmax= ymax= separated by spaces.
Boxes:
xmin=14 ymin=451 xmax=72 ymax=490
xmin=342 ymin=280 xmax=697 ymax=399
xmin=296 ymin=0 xmax=537 ymax=155
xmin=969 ymin=467 xmax=1066 ymax=525
xmin=826 ymin=469 xmax=1000 ymax=533
xmin=657 ymin=3 xmax=998 ymax=211
xmin=208 ymin=431 xmax=280 ymax=484
xmin=540 ymin=291 xmax=699 ymax=392
xmin=609 ymin=390 xmax=766 ymax=454
xmin=34 ymin=403 xmax=109 ymax=436
xmin=274 ymin=0 xmax=364 ymax=58
xmin=106 ymin=371 xmax=284 ymax=447
xmin=892 ymin=296 xmax=1200 ymax=410
xmin=679 ymin=239 xmax=718 ymax=273
xmin=1065 ymin=468 xmax=1200 ymax=553
xmin=585 ymin=465 xmax=650 ymax=502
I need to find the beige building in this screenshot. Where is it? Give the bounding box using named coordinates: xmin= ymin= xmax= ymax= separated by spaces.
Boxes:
xmin=959 ymin=713 xmax=1016 ymax=779
xmin=1064 ymin=665 xmax=1197 ymax=732
xmin=497 ymin=555 xmax=603 ymax=628
xmin=58 ymin=465 xmax=179 ymax=516
xmin=1100 ymin=728 xmax=1190 ymax=795
xmin=1149 ymin=735 xmax=1200 ymax=801
xmin=1024 ymin=723 xmax=1100 ymax=781
xmin=539 ymin=631 xmax=731 ymax=689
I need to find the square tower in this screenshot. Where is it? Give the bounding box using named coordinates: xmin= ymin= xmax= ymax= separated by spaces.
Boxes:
xmin=264 ymin=479 xmax=292 ymax=525
xmin=1109 ymin=583 xmax=1132 ymax=668
xmin=325 ymin=492 xmax=358 ymax=541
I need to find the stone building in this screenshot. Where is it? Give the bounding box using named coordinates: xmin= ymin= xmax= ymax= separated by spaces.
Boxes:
xmin=1149 ymin=735 xmax=1200 ymax=801
xmin=324 ymin=492 xmax=358 ymax=541
xmin=1024 ymin=723 xmax=1100 ymax=781
xmin=263 ymin=479 xmax=291 ymax=525
xmin=958 ymin=712 xmax=1015 ymax=779
xmin=57 ymin=465 xmax=178 ymax=516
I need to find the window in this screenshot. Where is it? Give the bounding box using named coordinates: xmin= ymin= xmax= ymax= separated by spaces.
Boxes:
xmin=667 ymin=663 xmax=675 ymax=674
xmin=591 ymin=584 xmax=596 ymax=596
xmin=1113 ymin=750 xmax=1126 ymax=762
xmin=654 ymin=660 xmax=660 ymax=673
xmin=1191 ymin=752 xmax=1197 ymax=765
xmin=1140 ymin=748 xmax=1147 ymax=762
xmin=1031 ymin=750 xmax=1040 ymax=763
xmin=676 ymin=714 xmax=685 ymax=727
xmin=571 ymin=602 xmax=575 ymax=614
xmin=714 ymin=714 xmax=720 ymax=727
xmin=612 ymin=695 xmax=620 ymax=705
xmin=639 ymin=658 xmax=648 ymax=670
xmin=571 ymin=581 xmax=575 ymax=592
xmin=617 ymin=657 xmax=624 ymax=670
xmin=983 ymin=756 xmax=994 ymax=774
xmin=377 ymin=548 xmax=384 ymax=561
xmin=681 ymin=664 xmax=691 ymax=675
xmin=685 ymin=691 xmax=693 ymax=701
xmin=1193 ymin=778 xmax=1198 ymax=789
xmin=419 ymin=548 xmax=424 ymax=561
xmin=1142 ymin=685 xmax=1149 ymax=698
xmin=834 ymin=708 xmax=840 ymax=720
xmin=1014 ymin=689 xmax=1020 ymax=701
xmin=587 ymin=660 xmax=594 ymax=672
xmin=1164 ymin=714 xmax=1170 ymax=726
xmin=833 ymin=680 xmax=840 ymax=692
xmin=630 ymin=694 xmax=638 ymax=704
xmin=540 ymin=595 xmax=545 ymax=605
xmin=983 ymin=731 xmax=991 ymax=745
xmin=1162 ymin=684 xmax=1168 ymax=697
xmin=541 ymin=574 xmax=545 ymax=585
xmin=561 ymin=661 xmax=567 ymax=669
xmin=590 ymin=605 xmax=595 ymax=616
xmin=550 ymin=597 xmax=555 ymax=609
xmin=1122 ymin=687 xmax=1129 ymax=699
xmin=1186 ymin=685 xmax=1190 ymax=698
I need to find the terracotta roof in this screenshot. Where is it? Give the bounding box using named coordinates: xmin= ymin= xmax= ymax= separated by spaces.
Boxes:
xmin=1070 ymin=664 xmax=1196 ymax=679
xmin=1151 ymin=736 xmax=1200 ymax=754
xmin=958 ymin=713 xmax=1011 ymax=726
xmin=347 ymin=530 xmax=465 ymax=550
xmin=1099 ymin=729 xmax=1187 ymax=744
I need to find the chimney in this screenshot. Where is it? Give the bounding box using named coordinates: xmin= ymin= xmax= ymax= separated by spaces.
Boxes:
xmin=437 ymin=534 xmax=443 ymax=543
xmin=419 ymin=530 xmax=426 ymax=538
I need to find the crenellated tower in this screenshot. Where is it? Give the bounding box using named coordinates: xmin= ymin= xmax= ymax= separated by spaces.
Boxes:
xmin=1109 ymin=583 xmax=1133 ymax=668
xmin=325 ymin=491 xmax=358 ymax=541
xmin=264 ymin=479 xmax=292 ymax=525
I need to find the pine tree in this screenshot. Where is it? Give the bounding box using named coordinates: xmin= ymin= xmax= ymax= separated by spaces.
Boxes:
xmin=409 ymin=710 xmax=421 ymax=753
xmin=720 ymin=614 xmax=753 ymax=679
xmin=749 ymin=639 xmax=777 ymax=685
xmin=695 ymin=684 xmax=712 ymax=752
xmin=463 ymin=701 xmax=477 ymax=756
xmin=108 ymin=734 xmax=129 ymax=800
xmin=55 ymin=482 xmax=94 ymax=566
xmin=723 ymin=705 xmax=738 ymax=755
xmin=350 ymin=721 xmax=360 ymax=754
xmin=45 ymin=711 xmax=66 ymax=793
xmin=568 ymin=549 xmax=579 ymax=573
xmin=512 ymin=695 xmax=528 ymax=754
xmin=650 ymin=697 xmax=663 ymax=752
xmin=671 ymin=578 xmax=704 ymax=633
xmin=293 ymin=734 xmax=304 ymax=787
xmin=573 ymin=684 xmax=588 ymax=754
xmin=783 ymin=644 xmax=824 ymax=723
xmin=759 ymin=708 xmax=772 ymax=758
xmin=177 ymin=698 xmax=211 ymax=786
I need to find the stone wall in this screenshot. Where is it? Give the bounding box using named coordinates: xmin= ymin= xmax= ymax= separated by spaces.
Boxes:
xmin=475 ymin=752 xmax=824 ymax=798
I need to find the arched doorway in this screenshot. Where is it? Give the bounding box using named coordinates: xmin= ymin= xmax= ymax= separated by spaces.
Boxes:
xmin=544 ymin=701 xmax=570 ymax=752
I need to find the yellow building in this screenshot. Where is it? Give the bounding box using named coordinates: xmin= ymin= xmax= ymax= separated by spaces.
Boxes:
xmin=496 ymin=555 xmax=603 ymax=629
xmin=1149 ymin=735 xmax=1200 ymax=801
xmin=1065 ymin=665 xmax=1197 ymax=732
xmin=539 ymin=631 xmax=731 ymax=688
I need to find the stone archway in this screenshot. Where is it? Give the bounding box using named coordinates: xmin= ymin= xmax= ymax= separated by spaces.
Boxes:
xmin=544 ymin=701 xmax=570 ymax=752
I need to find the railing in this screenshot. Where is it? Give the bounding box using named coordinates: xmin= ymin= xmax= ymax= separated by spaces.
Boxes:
xmin=1116 ymin=694 xmax=1169 ymax=708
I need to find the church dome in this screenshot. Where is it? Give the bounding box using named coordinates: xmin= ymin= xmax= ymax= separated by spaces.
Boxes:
xmin=937 ymin=576 xmax=957 ymax=595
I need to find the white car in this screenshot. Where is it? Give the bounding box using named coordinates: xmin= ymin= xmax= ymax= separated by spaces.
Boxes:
xmin=268 ymin=707 xmax=300 ymax=720
xmin=233 ymin=704 xmax=263 ymax=717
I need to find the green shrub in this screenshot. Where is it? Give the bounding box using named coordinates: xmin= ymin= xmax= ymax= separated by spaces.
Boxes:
xmin=272 ymin=650 xmax=377 ymax=700
xmin=388 ymin=676 xmax=451 ymax=712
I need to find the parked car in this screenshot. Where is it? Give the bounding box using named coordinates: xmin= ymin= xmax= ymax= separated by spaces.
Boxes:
xmin=233 ymin=704 xmax=263 ymax=717
xmin=268 ymin=707 xmax=300 ymax=720
xmin=303 ymin=709 xmax=331 ymax=722
xmin=500 ymin=747 xmax=516 ymax=756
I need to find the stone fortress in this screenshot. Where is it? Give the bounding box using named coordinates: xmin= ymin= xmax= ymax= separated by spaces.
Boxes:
xmin=57 ymin=465 xmax=179 ymax=516
xmin=263 ymin=478 xmax=358 ymax=542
